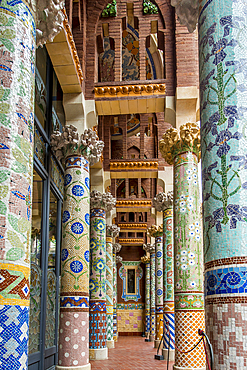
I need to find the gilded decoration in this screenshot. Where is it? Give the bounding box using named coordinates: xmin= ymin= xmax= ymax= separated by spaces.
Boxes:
xmin=147 ymin=224 xmax=163 ymax=238
xmin=117 ymin=200 xmax=152 ymax=207
xmin=118 ymin=223 xmax=147 ymax=230
xmin=62 ymin=9 xmax=83 ymax=84
xmin=141 ymin=255 xmax=150 ymax=264
xmin=118 ymin=238 xmax=144 ymax=244
xmin=110 ymin=161 xmax=158 ymax=170
xmin=159 ymin=123 xmax=201 ymax=165
xmin=94 ymin=83 xmax=166 ymax=97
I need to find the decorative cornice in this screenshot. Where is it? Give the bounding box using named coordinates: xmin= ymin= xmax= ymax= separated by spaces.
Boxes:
xmin=159 ymin=123 xmax=200 ymax=165
xmin=143 ymin=243 xmax=155 ymax=254
xmin=35 ymin=0 xmax=65 ymax=47
xmin=152 ymin=191 xmax=173 ymax=212
xmin=106 ymin=224 xmax=120 ymax=238
xmin=147 ymin=225 xmax=163 ymax=238
xmin=141 ymin=255 xmax=150 ymax=264
xmin=118 ymin=238 xmax=144 ymax=244
xmin=113 ymin=243 xmax=122 ymax=254
xmin=90 ymin=190 xmax=116 ymax=211
xmin=116 ymin=200 xmax=152 ymax=207
xmin=118 ymin=223 xmax=147 ymax=230
xmin=94 ymin=83 xmax=166 ymax=97
xmin=110 ymin=161 xmax=158 ymax=171
xmin=50 ymin=125 xmax=104 ymax=165
xmin=116 ymin=255 xmax=123 ymax=264
xmin=62 ymin=9 xmax=83 ymax=84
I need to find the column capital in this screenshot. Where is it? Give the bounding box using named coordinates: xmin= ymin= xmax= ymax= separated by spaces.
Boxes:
xmin=153 ymin=191 xmax=173 ymax=211
xmin=29 ymin=0 xmax=65 ymax=47
xmin=90 ymin=190 xmax=116 ymax=211
xmin=171 ymin=0 xmax=198 ymax=33
xmin=106 ymin=225 xmax=120 ymax=238
xmin=116 ymin=255 xmax=123 ymax=264
xmin=141 ymin=255 xmax=150 ymax=264
xmin=113 ymin=243 xmax=122 ymax=254
xmin=51 ymin=125 xmax=104 ymax=165
xmin=159 ymin=123 xmax=200 ymax=165
xmin=143 ymin=243 xmax=155 ymax=254
xmin=147 ymin=225 xmax=163 ymax=238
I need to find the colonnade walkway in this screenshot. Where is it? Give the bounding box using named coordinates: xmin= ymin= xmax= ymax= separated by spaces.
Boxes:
xmin=91 ymin=336 xmax=174 ymax=370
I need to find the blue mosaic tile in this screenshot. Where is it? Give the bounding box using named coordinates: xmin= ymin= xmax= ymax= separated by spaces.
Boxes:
xmin=205 ymin=266 xmax=247 ymax=296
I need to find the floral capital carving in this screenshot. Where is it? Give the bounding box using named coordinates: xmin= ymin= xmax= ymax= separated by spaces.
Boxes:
xmin=159 ymin=123 xmax=200 ymax=165
xmin=153 ymin=191 xmax=173 ymax=211
xmin=141 ymin=255 xmax=150 ymax=264
xmin=106 ymin=224 xmax=120 ymax=238
xmin=51 ymin=125 xmax=104 ymax=165
xmin=90 ymin=190 xmax=116 ymax=211
xmin=147 ymin=225 xmax=163 ymax=238
xmin=113 ymin=243 xmax=122 ymax=254
xmin=143 ymin=243 xmax=155 ymax=254
xmin=116 ymin=255 xmax=123 ymax=264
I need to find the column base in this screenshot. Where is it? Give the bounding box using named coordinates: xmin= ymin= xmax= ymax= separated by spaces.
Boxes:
xmin=154 ymin=339 xmax=163 ymax=349
xmin=107 ymin=340 xmax=115 ymax=349
xmin=173 ymin=366 xmax=206 ymax=370
xmin=56 ymin=364 xmax=91 ymax=370
xmin=162 ymin=348 xmax=175 ymax=361
xmin=89 ymin=348 xmax=108 ymax=361
xmin=150 ymin=335 xmax=155 ymax=342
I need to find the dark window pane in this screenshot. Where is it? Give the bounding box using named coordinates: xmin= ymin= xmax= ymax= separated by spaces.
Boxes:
xmin=127 ymin=269 xmax=135 ymax=294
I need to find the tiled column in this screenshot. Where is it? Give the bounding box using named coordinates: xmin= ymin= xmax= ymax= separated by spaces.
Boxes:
xmin=160 ymin=124 xmax=205 ymax=370
xmin=141 ymin=255 xmax=151 ymax=338
xmin=199 ymin=1 xmax=247 ymax=368
xmin=148 ymin=226 xmax=163 ymax=348
xmin=113 ymin=243 xmax=122 ymax=342
xmin=153 ymin=192 xmax=175 ymax=361
xmin=0 ymin=2 xmax=36 ymax=367
xmin=115 ymin=254 xmax=122 ymax=337
xmin=89 ymin=191 xmax=116 ymax=360
xmin=106 ymin=225 xmax=120 ymax=349
xmin=51 ymin=127 xmax=104 ymax=370
xmin=143 ymin=243 xmax=155 ymax=341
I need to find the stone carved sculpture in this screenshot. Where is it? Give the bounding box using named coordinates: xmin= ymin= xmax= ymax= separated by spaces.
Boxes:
xmin=171 ymin=0 xmax=198 ymax=33
xmin=153 ymin=191 xmax=173 ymax=211
xmin=159 ymin=122 xmax=200 ymax=165
xmin=141 ymin=255 xmax=150 ymax=264
xmin=147 ymin=225 xmax=163 ymax=238
xmin=116 ymin=255 xmax=123 ymax=264
xmin=90 ymin=190 xmax=116 ymax=211
xmin=106 ymin=225 xmax=120 ymax=238
xmin=36 ymin=0 xmax=65 ymax=46
xmin=51 ymin=125 xmax=104 ymax=165
xmin=143 ymin=243 xmax=155 ymax=254
xmin=113 ymin=243 xmax=122 ymax=254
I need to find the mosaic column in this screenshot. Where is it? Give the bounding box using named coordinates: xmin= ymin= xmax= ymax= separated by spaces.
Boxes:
xmin=0 ymin=1 xmax=64 ymax=367
xmin=153 ymin=192 xmax=175 ymax=361
xmin=198 ymin=1 xmax=247 ymax=368
xmin=143 ymin=243 xmax=155 ymax=341
xmin=148 ymin=226 xmax=163 ymax=348
xmin=113 ymin=243 xmax=122 ymax=342
xmin=51 ymin=127 xmax=104 ymax=370
xmin=115 ymin=254 xmax=122 ymax=337
xmin=160 ymin=123 xmax=205 ymax=370
xmin=106 ymin=225 xmax=120 ymax=349
xmin=89 ymin=191 xmax=116 ymax=360
xmin=141 ymin=255 xmax=150 ymax=338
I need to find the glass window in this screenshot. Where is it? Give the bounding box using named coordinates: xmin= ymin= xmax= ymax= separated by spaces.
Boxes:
xmin=29 ymin=169 xmax=43 ymax=354
xmin=52 ymin=72 xmax=65 ymax=133
xmin=127 ymin=269 xmax=135 ymax=294
xmin=35 ymin=48 xmax=47 ymax=129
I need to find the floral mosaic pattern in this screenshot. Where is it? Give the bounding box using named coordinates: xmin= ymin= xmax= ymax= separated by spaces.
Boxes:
xmin=150 ymin=250 xmax=155 ymax=338
xmin=145 ymin=262 xmax=150 ymax=334
xmin=106 ymin=236 xmax=113 ymax=341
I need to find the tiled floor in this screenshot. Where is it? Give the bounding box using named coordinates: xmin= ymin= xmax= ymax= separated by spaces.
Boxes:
xmin=91 ymin=336 xmax=174 ymax=370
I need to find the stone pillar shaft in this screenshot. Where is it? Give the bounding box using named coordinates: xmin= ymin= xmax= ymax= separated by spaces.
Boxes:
xmin=59 ymin=156 xmax=90 ymax=369
xmin=199 ymin=1 xmax=247 ymax=368
xmin=0 ymin=2 xmax=35 ymax=368
xmin=163 ymin=208 xmax=175 ymax=360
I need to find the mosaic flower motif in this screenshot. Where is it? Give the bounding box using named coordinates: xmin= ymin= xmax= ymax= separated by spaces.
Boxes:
xmin=71 ymin=222 xmax=84 ymax=234
xmin=85 ymin=177 xmax=90 ymax=189
xmin=181 ymin=256 xmax=187 ymax=263
xmin=187 ymin=295 xmax=194 ymax=300
xmin=89 ymin=278 xmax=99 ymax=292
xmin=181 ymin=250 xmax=187 ymax=255
xmin=189 ymin=260 xmax=195 ymax=266
xmin=64 ymin=174 xmax=72 ymax=187
xmin=189 ymin=281 xmax=196 ymax=289
xmin=157 ymin=288 xmax=163 ymax=296
xmin=85 ymin=213 xmax=90 ymax=225
xmin=61 ymin=248 xmax=69 ymax=261
xmin=62 ymin=210 xmax=70 ymax=223
xmin=93 ymin=219 xmax=105 ymax=232
xmin=181 ymin=264 xmax=187 ymax=270
xmin=84 ymin=250 xmax=89 ymax=262
xmin=70 ymin=260 xmax=83 ymax=273
xmin=156 ymin=269 xmax=162 ymax=277
xmin=188 ymin=252 xmax=195 ymax=259
xmin=156 ymin=251 xmax=162 ymax=258
xmin=72 ymin=185 xmax=84 ymax=197
xmin=93 ymin=258 xmax=105 ymax=271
